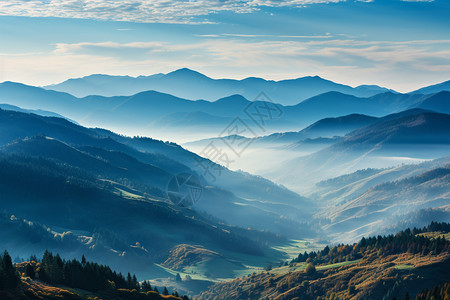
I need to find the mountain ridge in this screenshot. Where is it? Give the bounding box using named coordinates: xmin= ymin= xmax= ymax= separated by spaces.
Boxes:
xmin=43 ymin=68 xmax=396 ymax=104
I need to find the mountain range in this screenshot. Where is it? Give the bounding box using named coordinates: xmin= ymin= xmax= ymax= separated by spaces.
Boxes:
xmin=1 ymin=81 xmax=449 ymax=143
xmin=44 ymin=68 xmax=397 ymax=104
xmin=0 ymin=71 xmax=449 ymax=299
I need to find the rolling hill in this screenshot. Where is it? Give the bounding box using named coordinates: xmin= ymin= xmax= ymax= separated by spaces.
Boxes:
xmin=269 ymin=110 xmax=450 ymax=193
xmin=197 ymin=224 xmax=450 ymax=300
xmin=0 ymin=107 xmax=322 ymax=290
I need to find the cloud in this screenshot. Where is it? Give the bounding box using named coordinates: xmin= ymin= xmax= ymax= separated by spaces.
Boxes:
xmin=54 ymin=41 xmax=164 ymax=54
xmin=0 ymin=0 xmax=347 ymax=23
xmin=196 ymin=33 xmax=333 ymax=39
xmin=3 ymin=37 xmax=449 ymax=92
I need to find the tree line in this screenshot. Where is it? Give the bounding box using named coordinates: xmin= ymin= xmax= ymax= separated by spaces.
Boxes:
xmin=292 ymin=222 xmax=450 ymax=265
xmin=2 ymin=250 xmax=189 ymax=300
xmin=0 ymin=250 xmax=20 ymax=290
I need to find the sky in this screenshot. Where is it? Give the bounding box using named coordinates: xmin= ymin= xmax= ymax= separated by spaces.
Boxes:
xmin=0 ymin=0 xmax=449 ymax=92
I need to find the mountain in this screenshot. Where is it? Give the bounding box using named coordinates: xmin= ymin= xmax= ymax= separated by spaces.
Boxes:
xmin=415 ymin=91 xmax=450 ymax=114
xmin=311 ymin=156 xmax=450 ymax=205
xmin=411 ymin=80 xmax=450 ymax=95
xmin=44 ymin=68 xmax=395 ymax=104
xmin=318 ymin=166 xmax=450 ymax=242
xmin=183 ymin=113 xmax=378 ymax=170
xmin=0 ymin=108 xmax=322 ymax=289
xmin=184 ymin=110 xmax=434 ymax=177
xmin=258 ymin=113 xmax=379 ymax=144
xmin=0 ymin=103 xmax=77 ymax=123
xmin=265 ymin=110 xmax=450 ymax=193
xmin=0 ymin=108 xmax=314 ymax=236
xmin=2 ymin=81 xmax=449 ymax=142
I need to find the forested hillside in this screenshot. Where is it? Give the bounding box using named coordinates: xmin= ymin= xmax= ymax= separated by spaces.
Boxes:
xmin=0 ymin=250 xmax=189 ymax=300
xmin=198 ymin=223 xmax=450 ymax=300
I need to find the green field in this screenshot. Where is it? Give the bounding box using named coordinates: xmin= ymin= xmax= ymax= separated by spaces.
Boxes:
xmin=271 ymin=239 xmax=326 ymax=260
xmin=316 ymin=259 xmax=362 ymax=270
xmin=394 ymin=264 xmax=415 ymax=270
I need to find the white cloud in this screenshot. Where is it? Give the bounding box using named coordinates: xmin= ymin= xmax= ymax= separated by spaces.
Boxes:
xmin=0 ymin=0 xmax=346 ymax=23
xmin=53 ymin=41 xmax=165 ymax=54
xmin=2 ymin=38 xmax=450 ymax=92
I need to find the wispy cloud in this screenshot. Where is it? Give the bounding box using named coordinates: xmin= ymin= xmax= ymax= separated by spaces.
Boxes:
xmin=196 ymin=33 xmax=333 ymax=39
xmin=54 ymin=41 xmax=165 ymax=54
xmin=4 ymin=38 xmax=449 ymax=92
xmin=0 ymin=0 xmax=347 ymax=23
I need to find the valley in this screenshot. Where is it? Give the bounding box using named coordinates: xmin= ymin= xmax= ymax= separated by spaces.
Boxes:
xmin=0 ymin=70 xmax=448 ymax=299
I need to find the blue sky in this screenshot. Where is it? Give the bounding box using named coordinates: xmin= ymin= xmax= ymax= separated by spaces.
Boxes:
xmin=0 ymin=0 xmax=449 ymax=92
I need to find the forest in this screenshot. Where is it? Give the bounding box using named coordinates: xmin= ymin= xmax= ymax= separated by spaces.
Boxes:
xmin=0 ymin=250 xmax=189 ymax=300
xmin=292 ymin=222 xmax=450 ymax=266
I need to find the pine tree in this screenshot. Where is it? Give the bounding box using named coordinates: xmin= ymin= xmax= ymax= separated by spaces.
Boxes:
xmin=163 ymin=286 xmax=169 ymax=295
xmin=132 ymin=274 xmax=139 ymax=290
xmin=0 ymin=250 xmax=20 ymax=289
xmin=25 ymin=264 xmax=35 ymax=279
xmin=127 ymin=272 xmax=133 ymax=289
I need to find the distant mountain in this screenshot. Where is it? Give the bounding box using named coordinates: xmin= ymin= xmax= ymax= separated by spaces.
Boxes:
xmin=0 ymin=108 xmax=322 ymax=284
xmin=1 ymin=81 xmax=448 ymax=142
xmin=258 ymin=113 xmax=379 ymax=144
xmin=44 ymin=68 xmax=395 ymax=104
xmin=0 ymin=103 xmax=77 ymax=123
xmin=0 ymin=108 xmax=314 ymax=237
xmin=411 ymin=80 xmax=450 ymax=95
xmin=311 ymin=156 xmax=450 ymax=205
xmin=319 ymin=166 xmax=450 ymax=242
xmin=415 ymin=91 xmax=450 ymax=114
xmin=267 ymin=110 xmax=450 ymax=193
xmin=184 ymin=113 xmax=378 ymax=157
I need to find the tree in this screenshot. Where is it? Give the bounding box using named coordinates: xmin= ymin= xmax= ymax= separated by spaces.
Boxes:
xmin=0 ymin=250 xmax=20 ymax=289
xmin=141 ymin=280 xmax=152 ymax=292
xmin=305 ymin=263 xmax=316 ymax=276
xmin=175 ymin=273 xmax=182 ymax=282
xmin=132 ymin=274 xmax=139 ymax=290
xmin=348 ymin=284 xmax=356 ymax=295
xmin=25 ymin=264 xmax=35 ymax=279
xmin=163 ymin=286 xmax=169 ymax=295
xmin=127 ymin=272 xmax=133 ymax=289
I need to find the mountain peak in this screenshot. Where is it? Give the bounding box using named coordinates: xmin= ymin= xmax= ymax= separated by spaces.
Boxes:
xmin=214 ymin=94 xmax=250 ymax=104
xmin=165 ymin=68 xmax=209 ymax=79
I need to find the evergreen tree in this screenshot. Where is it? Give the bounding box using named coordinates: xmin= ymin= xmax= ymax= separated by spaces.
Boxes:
xmin=0 ymin=250 xmax=20 ymax=289
xmin=163 ymin=286 xmax=169 ymax=295
xmin=132 ymin=274 xmax=139 ymax=290
xmin=25 ymin=264 xmax=35 ymax=279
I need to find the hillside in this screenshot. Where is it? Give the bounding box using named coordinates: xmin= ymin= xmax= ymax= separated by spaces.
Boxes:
xmin=311 ymin=156 xmax=450 ymax=205
xmin=317 ymin=167 xmax=450 ymax=242
xmin=0 ymin=108 xmax=314 ymax=237
xmin=270 ymin=111 xmax=450 ymax=193
xmin=0 ymin=108 xmax=323 ymax=291
xmin=197 ymin=223 xmax=450 ymax=300
xmin=0 ymin=250 xmax=188 ymax=300
xmin=411 ymin=80 xmax=450 ymax=95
